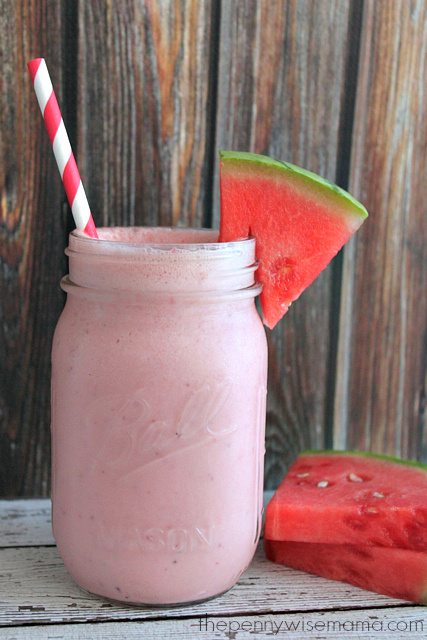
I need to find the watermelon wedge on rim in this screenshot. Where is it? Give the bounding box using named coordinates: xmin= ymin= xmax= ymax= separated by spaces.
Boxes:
xmin=219 ymin=151 xmax=368 ymax=329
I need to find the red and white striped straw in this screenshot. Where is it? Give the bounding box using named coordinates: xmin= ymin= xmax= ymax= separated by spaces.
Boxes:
xmin=27 ymin=58 xmax=98 ymax=238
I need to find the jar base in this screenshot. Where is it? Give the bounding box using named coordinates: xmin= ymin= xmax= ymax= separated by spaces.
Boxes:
xmin=77 ymin=583 xmax=234 ymax=609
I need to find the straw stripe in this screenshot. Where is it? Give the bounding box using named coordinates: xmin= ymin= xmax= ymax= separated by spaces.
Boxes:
xmin=83 ymin=216 xmax=98 ymax=237
xmin=27 ymin=57 xmax=98 ymax=238
xmin=44 ymin=92 xmax=62 ymax=145
xmin=52 ymin=121 xmax=71 ymax=176
xmin=72 ymin=183 xmax=92 ymax=230
xmin=28 ymin=57 xmax=43 ymax=82
xmin=62 ymin=153 xmax=82 ymax=209
xmin=32 ymin=61 xmax=52 ymax=112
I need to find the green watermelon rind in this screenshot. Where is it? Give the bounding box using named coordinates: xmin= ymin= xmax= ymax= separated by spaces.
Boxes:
xmin=219 ymin=150 xmax=369 ymax=222
xmin=299 ymin=449 xmax=427 ymax=474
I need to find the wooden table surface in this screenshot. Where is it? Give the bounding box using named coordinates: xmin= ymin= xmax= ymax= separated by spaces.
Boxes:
xmin=1 ymin=496 xmax=426 ymax=640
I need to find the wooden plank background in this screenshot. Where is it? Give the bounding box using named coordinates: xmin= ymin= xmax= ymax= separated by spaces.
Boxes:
xmin=0 ymin=0 xmax=426 ymax=496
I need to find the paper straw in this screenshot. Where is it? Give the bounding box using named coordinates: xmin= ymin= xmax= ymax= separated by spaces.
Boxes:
xmin=27 ymin=58 xmax=98 ymax=238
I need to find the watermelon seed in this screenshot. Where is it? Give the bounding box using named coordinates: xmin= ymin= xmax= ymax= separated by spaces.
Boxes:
xmin=348 ymin=473 xmax=364 ymax=482
xmin=317 ymin=481 xmax=328 ymax=488
xmin=365 ymin=507 xmax=378 ymax=514
xmin=372 ymin=492 xmax=384 ymax=498
xmin=296 ymin=473 xmax=309 ymax=478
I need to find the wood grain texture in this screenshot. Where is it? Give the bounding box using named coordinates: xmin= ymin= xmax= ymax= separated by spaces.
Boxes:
xmin=77 ymin=0 xmax=217 ymax=228
xmin=213 ymin=0 xmax=361 ymax=487
xmin=0 ymin=0 xmax=67 ymax=497
xmin=0 ymin=499 xmax=53 ymax=547
xmin=2 ymin=609 xmax=426 ymax=640
xmin=334 ymin=0 xmax=427 ymax=460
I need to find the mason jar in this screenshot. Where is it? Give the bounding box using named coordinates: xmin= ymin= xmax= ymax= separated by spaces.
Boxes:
xmin=51 ymin=227 xmax=267 ymax=606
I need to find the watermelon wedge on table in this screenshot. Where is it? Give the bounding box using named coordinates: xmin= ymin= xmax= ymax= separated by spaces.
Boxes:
xmin=264 ymin=451 xmax=427 ymax=604
xmin=264 ymin=451 xmax=427 ymax=550
xmin=219 ymin=151 xmax=368 ymax=329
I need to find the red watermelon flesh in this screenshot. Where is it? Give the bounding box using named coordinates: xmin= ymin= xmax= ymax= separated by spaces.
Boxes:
xmin=264 ymin=451 xmax=427 ymax=551
xmin=264 ymin=539 xmax=427 ymax=605
xmin=219 ymin=151 xmax=368 ymax=329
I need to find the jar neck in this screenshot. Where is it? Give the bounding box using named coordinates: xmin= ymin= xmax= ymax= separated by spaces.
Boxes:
xmin=62 ymin=227 xmax=261 ymax=301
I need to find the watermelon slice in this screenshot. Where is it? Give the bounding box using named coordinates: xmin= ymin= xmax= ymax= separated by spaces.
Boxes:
xmin=264 ymin=451 xmax=427 ymax=550
xmin=219 ymin=151 xmax=368 ymax=329
xmin=264 ymin=540 xmax=427 ymax=604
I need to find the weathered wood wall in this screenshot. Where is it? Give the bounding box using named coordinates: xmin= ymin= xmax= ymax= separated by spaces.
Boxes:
xmin=1 ymin=0 xmax=426 ymax=497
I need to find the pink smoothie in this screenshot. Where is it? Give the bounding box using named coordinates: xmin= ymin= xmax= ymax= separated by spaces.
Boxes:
xmin=51 ymin=227 xmax=267 ymax=605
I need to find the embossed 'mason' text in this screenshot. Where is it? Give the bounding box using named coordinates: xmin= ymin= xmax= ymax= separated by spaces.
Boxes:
xmin=96 ymin=522 xmax=216 ymax=553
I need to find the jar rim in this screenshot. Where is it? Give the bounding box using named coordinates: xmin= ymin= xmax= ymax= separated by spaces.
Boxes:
xmin=66 ymin=227 xmax=260 ymax=296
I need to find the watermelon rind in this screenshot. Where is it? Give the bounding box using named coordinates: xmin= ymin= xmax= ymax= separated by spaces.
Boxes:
xmin=300 ymin=449 xmax=427 ymax=473
xmin=219 ymin=150 xmax=369 ymax=222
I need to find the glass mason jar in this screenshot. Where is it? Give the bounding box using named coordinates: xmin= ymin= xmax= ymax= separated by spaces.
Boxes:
xmin=51 ymin=227 xmax=268 ymax=606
